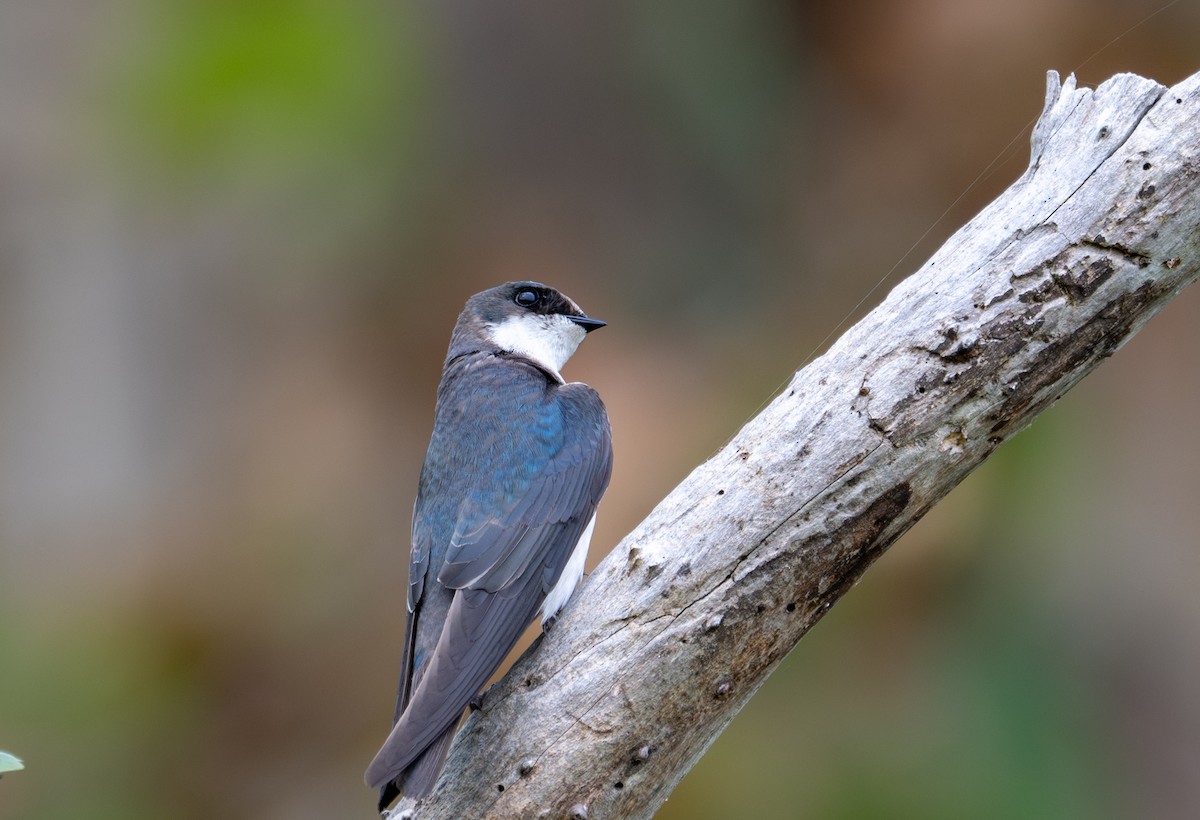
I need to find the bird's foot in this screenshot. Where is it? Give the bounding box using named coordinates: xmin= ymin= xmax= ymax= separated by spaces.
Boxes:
xmin=468 ymin=685 xmax=492 ymax=712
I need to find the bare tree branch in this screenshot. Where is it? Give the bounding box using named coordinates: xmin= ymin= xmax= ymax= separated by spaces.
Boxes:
xmin=391 ymin=69 xmax=1200 ymax=820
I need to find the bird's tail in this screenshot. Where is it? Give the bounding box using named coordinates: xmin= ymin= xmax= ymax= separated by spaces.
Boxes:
xmin=375 ymin=721 xmax=458 ymax=813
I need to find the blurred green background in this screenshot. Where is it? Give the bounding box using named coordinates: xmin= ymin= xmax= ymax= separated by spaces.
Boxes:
xmin=2 ymin=1 xmax=1198 ymax=818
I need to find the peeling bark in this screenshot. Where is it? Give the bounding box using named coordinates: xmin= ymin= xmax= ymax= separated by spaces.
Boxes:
xmin=386 ymin=69 xmax=1200 ymax=820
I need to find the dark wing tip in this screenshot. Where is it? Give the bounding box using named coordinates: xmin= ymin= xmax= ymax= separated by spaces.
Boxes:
xmin=377 ymin=781 xmax=400 ymax=813
xmin=364 ymin=756 xmax=391 ymax=789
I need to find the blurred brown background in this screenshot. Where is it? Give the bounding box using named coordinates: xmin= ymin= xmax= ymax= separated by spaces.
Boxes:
xmin=2 ymin=1 xmax=1198 ymax=818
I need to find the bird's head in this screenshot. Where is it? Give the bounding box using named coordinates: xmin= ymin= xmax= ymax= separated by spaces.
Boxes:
xmin=453 ymin=281 xmax=605 ymax=377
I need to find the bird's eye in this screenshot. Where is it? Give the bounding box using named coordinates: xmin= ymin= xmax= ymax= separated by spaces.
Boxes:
xmin=514 ymin=288 xmax=540 ymax=307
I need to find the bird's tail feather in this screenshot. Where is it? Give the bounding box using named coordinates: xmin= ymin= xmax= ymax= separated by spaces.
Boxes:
xmin=376 ymin=721 xmax=458 ymax=812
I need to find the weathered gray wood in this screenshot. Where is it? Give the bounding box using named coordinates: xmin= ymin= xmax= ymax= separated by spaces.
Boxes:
xmin=389 ymin=69 xmax=1200 ymax=819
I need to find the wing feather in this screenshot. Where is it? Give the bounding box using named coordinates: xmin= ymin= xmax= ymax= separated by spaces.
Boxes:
xmin=437 ymin=383 xmax=610 ymax=592
xmin=366 ymin=364 xmax=612 ymax=793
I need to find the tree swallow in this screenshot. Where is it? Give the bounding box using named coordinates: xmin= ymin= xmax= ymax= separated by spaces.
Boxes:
xmin=365 ymin=281 xmax=613 ymax=811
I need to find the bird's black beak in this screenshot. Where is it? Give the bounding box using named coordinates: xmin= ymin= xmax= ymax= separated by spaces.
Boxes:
xmin=571 ymin=315 xmax=607 ymax=332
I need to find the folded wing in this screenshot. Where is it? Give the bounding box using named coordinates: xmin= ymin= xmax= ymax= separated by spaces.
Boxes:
xmin=365 ymin=380 xmax=611 ymax=792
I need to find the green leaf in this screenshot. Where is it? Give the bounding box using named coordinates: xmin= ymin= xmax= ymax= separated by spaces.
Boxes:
xmin=0 ymin=751 xmax=24 ymax=773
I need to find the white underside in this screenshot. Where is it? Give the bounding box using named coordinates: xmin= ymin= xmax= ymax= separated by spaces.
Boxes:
xmin=540 ymin=512 xmax=596 ymax=624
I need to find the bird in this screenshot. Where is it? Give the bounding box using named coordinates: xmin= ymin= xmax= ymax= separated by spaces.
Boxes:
xmin=365 ymin=281 xmax=613 ymax=811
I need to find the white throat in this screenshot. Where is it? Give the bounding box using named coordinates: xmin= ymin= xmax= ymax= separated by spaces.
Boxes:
xmin=489 ymin=313 xmax=586 ymax=378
